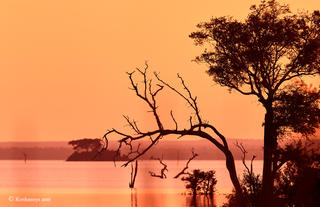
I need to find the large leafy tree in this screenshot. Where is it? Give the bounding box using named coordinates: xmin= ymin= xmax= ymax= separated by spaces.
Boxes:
xmin=190 ymin=0 xmax=320 ymax=205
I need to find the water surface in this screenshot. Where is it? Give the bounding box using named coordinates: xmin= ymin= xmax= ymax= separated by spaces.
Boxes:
xmin=0 ymin=160 xmax=263 ymax=206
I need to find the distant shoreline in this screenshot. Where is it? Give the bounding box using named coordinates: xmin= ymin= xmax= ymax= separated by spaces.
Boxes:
xmin=0 ymin=139 xmax=265 ymax=161
xmin=0 ymin=158 xmax=263 ymax=161
xmin=5 ymin=139 xmax=319 ymax=161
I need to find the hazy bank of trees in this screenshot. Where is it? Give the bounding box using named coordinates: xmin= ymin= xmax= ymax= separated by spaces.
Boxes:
xmin=0 ymin=139 xmax=274 ymax=160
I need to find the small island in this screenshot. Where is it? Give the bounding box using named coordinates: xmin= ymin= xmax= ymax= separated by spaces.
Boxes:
xmin=66 ymin=138 xmax=128 ymax=161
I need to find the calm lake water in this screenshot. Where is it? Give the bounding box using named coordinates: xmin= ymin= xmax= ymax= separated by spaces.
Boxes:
xmin=0 ymin=160 xmax=263 ymax=207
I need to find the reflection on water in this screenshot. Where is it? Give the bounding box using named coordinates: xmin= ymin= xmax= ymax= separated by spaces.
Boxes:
xmin=130 ymin=189 xmax=217 ymax=207
xmin=131 ymin=189 xmax=137 ymax=207
xmin=126 ymin=188 xmax=217 ymax=207
xmin=0 ymin=188 xmax=222 ymax=207
xmin=186 ymin=194 xmax=216 ymax=207
xmin=0 ymin=160 xmax=262 ymax=206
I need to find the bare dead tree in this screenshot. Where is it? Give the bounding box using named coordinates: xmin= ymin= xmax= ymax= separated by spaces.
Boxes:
xmin=236 ymin=141 xmax=260 ymax=204
xmin=149 ymin=158 xmax=168 ymax=179
xmin=103 ymin=62 xmax=245 ymax=201
xmin=23 ymin=152 xmax=27 ymax=164
xmin=129 ymin=160 xmax=138 ymax=188
xmin=235 ymin=142 xmax=256 ymax=177
xmin=174 ymin=150 xmax=198 ymax=179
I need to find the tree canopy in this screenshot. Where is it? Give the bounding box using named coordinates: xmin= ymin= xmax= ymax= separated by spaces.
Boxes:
xmin=273 ymin=81 xmax=320 ymax=137
xmin=68 ymin=138 xmax=103 ymax=152
xmin=190 ymin=0 xmax=320 ymax=106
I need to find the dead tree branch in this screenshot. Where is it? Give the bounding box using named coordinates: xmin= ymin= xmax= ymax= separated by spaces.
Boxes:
xmin=102 ymin=64 xmax=244 ymax=197
xmin=149 ymin=158 xmax=168 ymax=179
xmin=236 ymin=142 xmax=256 ymax=176
xmin=174 ymin=150 xmax=198 ymax=178
xmin=154 ymin=72 xmax=202 ymax=127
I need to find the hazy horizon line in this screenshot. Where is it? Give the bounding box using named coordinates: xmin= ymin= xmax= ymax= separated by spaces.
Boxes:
xmin=0 ymin=137 xmax=264 ymax=143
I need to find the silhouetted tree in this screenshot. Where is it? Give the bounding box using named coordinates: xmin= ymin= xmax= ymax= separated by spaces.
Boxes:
xmin=129 ymin=160 xmax=138 ymax=188
xmin=67 ymin=138 xmax=128 ymax=161
xmin=103 ymin=63 xmax=246 ymax=203
xmin=181 ymin=169 xmax=217 ymax=196
xmin=236 ymin=142 xmax=262 ymax=206
xmin=190 ymin=0 xmax=320 ymax=205
xmin=68 ymin=138 xmax=103 ymax=153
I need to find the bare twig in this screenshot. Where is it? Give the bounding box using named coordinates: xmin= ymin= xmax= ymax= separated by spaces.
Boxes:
xmin=170 ymin=110 xmax=178 ymax=130
xmin=123 ymin=115 xmax=141 ymax=134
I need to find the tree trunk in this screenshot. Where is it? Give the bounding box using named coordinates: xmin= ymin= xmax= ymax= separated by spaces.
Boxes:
xmin=262 ymin=105 xmax=276 ymax=207
xmin=129 ymin=160 xmax=138 ymax=188
xmin=225 ymin=150 xmax=247 ymax=206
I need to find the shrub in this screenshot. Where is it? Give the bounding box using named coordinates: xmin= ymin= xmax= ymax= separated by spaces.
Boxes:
xmin=181 ymin=169 xmax=217 ymax=196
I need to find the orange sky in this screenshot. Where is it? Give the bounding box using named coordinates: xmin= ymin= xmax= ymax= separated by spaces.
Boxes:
xmin=0 ymin=0 xmax=319 ymax=142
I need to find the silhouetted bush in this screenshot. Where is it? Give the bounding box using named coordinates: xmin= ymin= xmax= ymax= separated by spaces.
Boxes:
xmin=222 ymin=172 xmax=262 ymax=207
xmin=223 ymin=140 xmax=320 ymax=207
xmin=274 ymin=140 xmax=320 ymax=207
xmin=181 ymin=169 xmax=217 ymax=196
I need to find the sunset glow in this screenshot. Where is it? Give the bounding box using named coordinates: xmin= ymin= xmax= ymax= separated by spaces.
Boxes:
xmin=0 ymin=0 xmax=319 ymax=142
